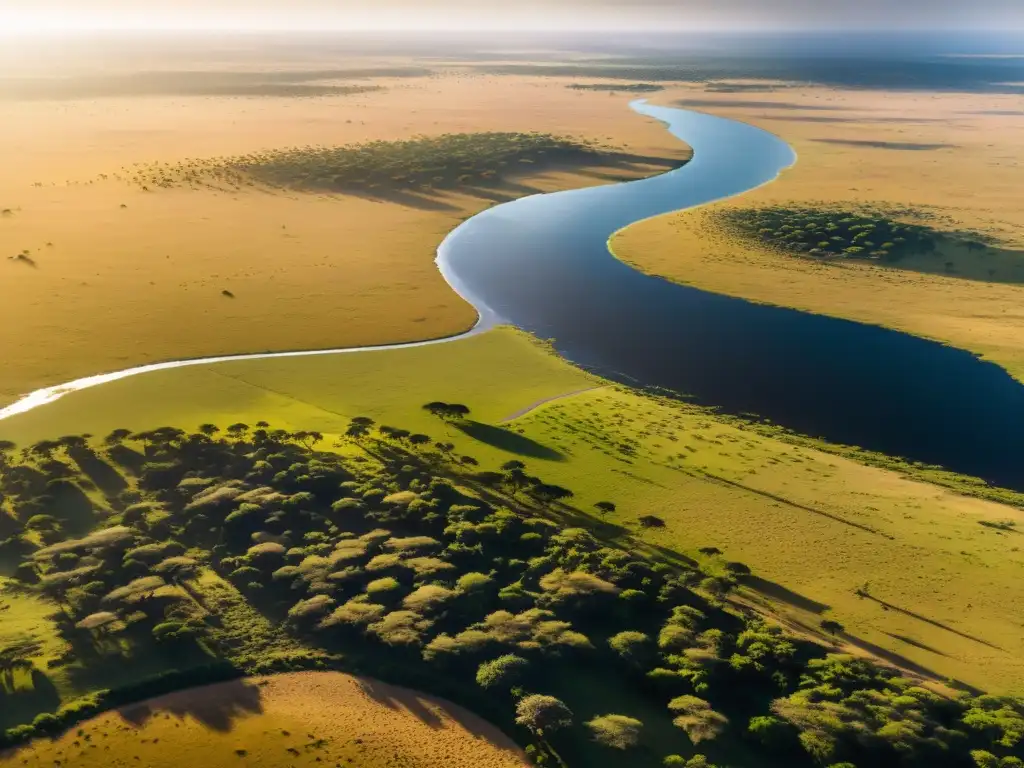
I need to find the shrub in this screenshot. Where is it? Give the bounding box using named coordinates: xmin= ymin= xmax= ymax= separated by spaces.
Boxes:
xmin=515 ymin=694 xmax=573 ymax=735
xmin=608 ymin=630 xmax=654 ymax=665
xmin=476 ymin=654 xmax=530 ymax=690
xmin=668 ymin=696 xmax=729 ymax=743
xmin=585 ymin=714 xmax=644 ymax=749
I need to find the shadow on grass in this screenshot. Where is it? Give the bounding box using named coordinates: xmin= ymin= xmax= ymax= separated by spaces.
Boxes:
xmin=856 ymin=591 xmax=1002 ymax=650
xmin=838 ymin=631 xmax=982 ymax=694
xmin=118 ymin=678 xmax=264 ymax=732
xmin=69 ymin=446 xmax=128 ymax=498
xmin=812 ymin=138 xmax=957 ymax=151
xmin=744 ymin=575 xmax=830 ymax=615
xmin=47 ymin=481 xmax=97 ymax=536
xmin=105 ymin=444 xmax=147 ymax=476
xmin=0 ymin=669 xmax=61 ymax=731
xmin=883 ymin=631 xmax=950 ymax=658
xmin=356 ymin=677 xmax=444 ymax=729
xmin=454 ymin=421 xmax=566 ymax=461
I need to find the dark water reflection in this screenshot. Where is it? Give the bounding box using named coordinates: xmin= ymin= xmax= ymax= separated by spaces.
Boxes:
xmin=440 ymin=102 xmax=1024 ymax=488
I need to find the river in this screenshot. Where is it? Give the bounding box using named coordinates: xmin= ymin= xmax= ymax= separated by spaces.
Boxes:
xmin=5 ymin=101 xmax=1024 ymax=488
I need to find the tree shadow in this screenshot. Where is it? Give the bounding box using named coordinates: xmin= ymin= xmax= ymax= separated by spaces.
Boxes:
xmin=812 ymin=138 xmax=957 ymax=151
xmin=105 ymin=444 xmax=147 ymax=476
xmin=355 ymin=675 xmax=522 ymax=750
xmin=340 ymin=186 xmax=463 ymax=212
xmin=743 ymin=575 xmax=830 ymax=615
xmin=118 ymin=678 xmax=264 ymax=732
xmin=837 ymin=631 xmax=981 ymax=694
xmin=68 ymin=446 xmax=128 ymax=498
xmin=696 ymin=469 xmax=893 ymax=539
xmin=355 ymin=676 xmax=444 ymax=729
xmin=882 ymin=631 xmax=950 ymax=658
xmin=855 ymin=591 xmax=1002 ymax=650
xmin=0 ymin=668 xmax=61 ymax=731
xmin=46 ymin=480 xmax=96 ymax=535
xmin=757 ymin=114 xmax=943 ymax=124
xmin=453 ymin=421 xmax=565 ymax=461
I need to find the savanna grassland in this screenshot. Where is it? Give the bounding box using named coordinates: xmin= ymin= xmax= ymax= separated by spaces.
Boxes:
xmin=3 ymin=328 xmax=1024 ymax=697
xmin=4 ymin=37 xmax=1024 ymax=768
xmin=612 ymin=85 xmax=1024 ymax=381
xmin=0 ymin=64 xmax=687 ymax=407
xmin=2 ymin=394 xmax=1024 ymax=768
xmin=4 ymin=672 xmax=530 ymax=768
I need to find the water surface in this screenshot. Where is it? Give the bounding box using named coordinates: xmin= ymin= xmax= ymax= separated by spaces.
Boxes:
xmin=441 ymin=102 xmax=1024 ymax=487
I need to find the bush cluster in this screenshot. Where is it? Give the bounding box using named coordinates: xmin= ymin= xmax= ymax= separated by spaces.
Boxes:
xmin=717 ymin=206 xmax=949 ymax=262
xmin=1 ymin=422 xmax=1022 ymax=767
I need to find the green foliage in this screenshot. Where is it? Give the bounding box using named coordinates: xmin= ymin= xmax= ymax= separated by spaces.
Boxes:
xmin=585 ymin=713 xmax=644 ymax=749
xmin=131 ymin=134 xmax=603 ymax=194
xmin=719 ymin=205 xmax=953 ymax=263
xmin=476 ymin=654 xmax=530 ymax=690
xmin=515 ymin=694 xmax=573 ymax=735
xmin=2 ymin=422 xmax=1022 ymax=768
xmin=608 ymin=630 xmax=655 ymax=666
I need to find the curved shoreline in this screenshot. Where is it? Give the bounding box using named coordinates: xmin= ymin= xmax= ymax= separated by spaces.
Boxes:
xmin=0 ymin=101 xmax=707 ymax=425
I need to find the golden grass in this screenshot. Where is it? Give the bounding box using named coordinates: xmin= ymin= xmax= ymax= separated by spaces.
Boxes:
xmin=3 ymin=327 xmax=1024 ymax=692
xmin=612 ymin=85 xmax=1024 ymax=381
xmin=0 ymin=74 xmax=687 ymax=407
xmin=0 ymin=672 xmax=528 ymax=767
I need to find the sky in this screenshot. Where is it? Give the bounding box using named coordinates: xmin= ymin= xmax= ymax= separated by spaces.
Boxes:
xmin=0 ymin=0 xmax=1022 ymax=33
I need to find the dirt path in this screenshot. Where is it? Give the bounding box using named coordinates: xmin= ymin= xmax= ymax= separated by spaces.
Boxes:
xmin=500 ymin=386 xmax=604 ymax=422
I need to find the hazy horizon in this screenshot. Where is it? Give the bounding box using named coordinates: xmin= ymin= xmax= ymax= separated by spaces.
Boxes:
xmin=1 ymin=0 xmax=1022 ymax=34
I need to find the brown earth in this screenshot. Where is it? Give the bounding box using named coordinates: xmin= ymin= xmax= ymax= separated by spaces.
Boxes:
xmin=0 ymin=72 xmax=688 ymax=407
xmin=1 ymin=671 xmax=529 ymax=768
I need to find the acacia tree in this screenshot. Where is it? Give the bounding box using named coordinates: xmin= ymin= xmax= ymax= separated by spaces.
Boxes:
xmin=515 ymin=694 xmax=573 ymax=736
xmin=422 ymin=402 xmax=471 ymax=422
xmin=346 ymin=417 xmax=375 ymax=440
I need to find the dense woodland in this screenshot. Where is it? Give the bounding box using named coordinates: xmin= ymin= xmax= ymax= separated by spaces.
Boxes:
xmin=716 ymin=206 xmax=988 ymax=264
xmin=122 ymin=133 xmax=605 ymax=194
xmin=1 ymin=414 xmax=1023 ymax=768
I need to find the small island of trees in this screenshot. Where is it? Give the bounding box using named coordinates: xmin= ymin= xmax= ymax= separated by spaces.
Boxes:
xmin=125 ymin=132 xmax=607 ymax=195
xmin=713 ymin=205 xmax=1003 ymax=267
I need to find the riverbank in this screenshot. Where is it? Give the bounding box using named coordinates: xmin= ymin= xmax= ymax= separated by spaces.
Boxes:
xmin=3 ymin=326 xmax=1024 ymax=692
xmin=0 ymin=73 xmax=688 ymax=409
xmin=612 ymin=85 xmax=1024 ymax=382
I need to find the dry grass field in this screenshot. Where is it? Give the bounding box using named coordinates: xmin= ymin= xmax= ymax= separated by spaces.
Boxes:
xmin=3 ymin=327 xmax=1024 ymax=692
xmin=0 ymin=70 xmax=687 ymax=408
xmin=612 ymin=85 xmax=1024 ymax=380
xmin=0 ymin=672 xmax=529 ymax=767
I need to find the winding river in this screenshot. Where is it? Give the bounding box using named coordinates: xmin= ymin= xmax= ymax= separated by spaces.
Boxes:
xmin=5 ymin=101 xmax=1024 ymax=488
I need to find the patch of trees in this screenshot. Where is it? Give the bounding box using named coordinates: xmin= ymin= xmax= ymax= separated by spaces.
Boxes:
xmin=567 ymin=83 xmax=665 ymax=93
xmin=717 ymin=206 xmax=970 ymax=263
xmin=0 ymin=422 xmax=1022 ymax=768
xmin=126 ymin=133 xmax=604 ymax=194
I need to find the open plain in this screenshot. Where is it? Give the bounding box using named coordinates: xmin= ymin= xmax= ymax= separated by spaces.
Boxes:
xmin=0 ymin=68 xmax=687 ymax=407
xmin=613 ymin=85 xmax=1024 ymax=380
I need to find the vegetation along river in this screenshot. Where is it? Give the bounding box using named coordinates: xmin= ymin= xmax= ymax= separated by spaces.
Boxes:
xmin=441 ymin=101 xmax=1024 ymax=488
xmin=5 ymin=101 xmax=1024 ymax=488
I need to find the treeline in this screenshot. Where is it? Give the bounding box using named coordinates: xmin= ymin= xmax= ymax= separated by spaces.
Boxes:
xmin=567 ymin=83 xmax=665 ymax=93
xmin=0 ymin=422 xmax=1022 ymax=767
xmin=123 ymin=132 xmax=605 ymax=194
xmin=717 ymin=205 xmax=992 ymax=264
